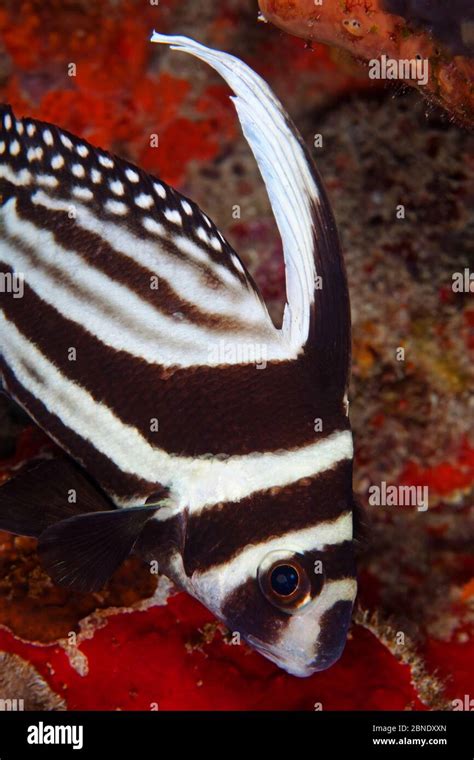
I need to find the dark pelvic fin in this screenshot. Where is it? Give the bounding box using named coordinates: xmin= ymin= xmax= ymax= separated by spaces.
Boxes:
xmin=37 ymin=506 xmax=159 ymax=593
xmin=0 ymin=456 xmax=112 ymax=538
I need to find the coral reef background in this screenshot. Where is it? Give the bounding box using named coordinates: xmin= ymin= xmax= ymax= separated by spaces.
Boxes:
xmin=0 ymin=0 xmax=472 ymax=710
xmin=259 ymin=0 xmax=474 ymax=127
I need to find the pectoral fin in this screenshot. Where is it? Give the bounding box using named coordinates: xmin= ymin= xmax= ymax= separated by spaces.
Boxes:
xmin=0 ymin=455 xmax=160 ymax=592
xmin=0 ymin=456 xmax=111 ymax=538
xmin=38 ymin=506 xmax=159 ymax=593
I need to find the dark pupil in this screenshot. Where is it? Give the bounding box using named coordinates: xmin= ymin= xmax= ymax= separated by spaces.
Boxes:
xmin=270 ymin=564 xmax=299 ymax=596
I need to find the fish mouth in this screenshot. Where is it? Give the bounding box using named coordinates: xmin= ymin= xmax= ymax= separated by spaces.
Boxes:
xmin=246 ymin=634 xmax=320 ymax=678
xmin=246 ymin=627 xmax=349 ymax=677
xmin=245 ymin=590 xmax=356 ymax=677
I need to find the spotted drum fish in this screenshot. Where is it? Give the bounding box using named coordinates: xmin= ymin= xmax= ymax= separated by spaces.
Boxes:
xmin=0 ymin=33 xmax=357 ymax=676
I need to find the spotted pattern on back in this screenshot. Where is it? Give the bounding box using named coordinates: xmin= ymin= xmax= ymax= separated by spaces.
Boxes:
xmin=0 ymin=105 xmax=258 ymax=294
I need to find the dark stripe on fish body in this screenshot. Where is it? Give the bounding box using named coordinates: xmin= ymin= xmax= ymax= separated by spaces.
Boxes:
xmin=0 ymin=262 xmax=348 ymax=456
xmin=220 ymin=577 xmax=290 ymax=644
xmin=182 ymin=461 xmax=354 ymax=574
xmin=0 ymin=356 xmax=164 ymax=502
xmin=313 ymin=541 xmax=356 ymax=582
xmin=133 ymin=514 xmax=185 ymax=576
xmin=311 ymin=599 xmax=354 ymax=670
xmin=0 ymin=107 xmax=252 ymax=291
xmin=0 ymin=228 xmax=224 ymax=355
xmin=4 ymin=188 xmax=253 ymax=333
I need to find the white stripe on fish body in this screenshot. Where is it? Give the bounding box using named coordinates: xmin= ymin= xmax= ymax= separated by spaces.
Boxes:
xmin=0 ymin=196 xmax=287 ymax=367
xmin=0 ymin=313 xmax=352 ymax=509
xmin=251 ymin=578 xmax=357 ymax=676
xmin=155 ymin=430 xmax=353 ymax=516
xmin=27 ymin=189 xmax=265 ymax=317
xmin=28 ymin=191 xmax=290 ymax=357
xmin=151 ymin=32 xmax=319 ymax=355
xmin=29 ymin=189 xmax=244 ymax=296
xmin=189 ymin=513 xmax=354 ymax=611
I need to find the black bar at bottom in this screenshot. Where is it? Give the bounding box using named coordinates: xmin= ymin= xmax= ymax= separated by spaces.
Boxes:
xmin=0 ymin=710 xmax=472 ymax=757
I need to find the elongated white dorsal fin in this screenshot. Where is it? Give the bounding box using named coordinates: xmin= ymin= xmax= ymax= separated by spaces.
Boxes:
xmin=151 ymin=33 xmax=350 ymax=395
xmin=151 ymin=32 xmax=320 ymax=350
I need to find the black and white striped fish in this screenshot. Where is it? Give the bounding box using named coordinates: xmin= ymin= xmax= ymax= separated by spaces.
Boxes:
xmin=0 ymin=33 xmax=357 ymax=677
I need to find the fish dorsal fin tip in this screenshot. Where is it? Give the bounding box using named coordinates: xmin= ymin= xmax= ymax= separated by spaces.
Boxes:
xmin=152 ymin=32 xmax=351 ymax=388
xmin=151 ymin=32 xmax=315 ymax=350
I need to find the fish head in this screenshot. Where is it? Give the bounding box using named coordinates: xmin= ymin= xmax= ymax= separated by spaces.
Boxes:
xmin=189 ymin=529 xmax=357 ymax=678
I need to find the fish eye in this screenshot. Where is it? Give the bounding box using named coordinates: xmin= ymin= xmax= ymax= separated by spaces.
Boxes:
xmin=258 ymin=550 xmax=316 ymax=613
xmin=270 ymin=564 xmax=299 ymax=596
